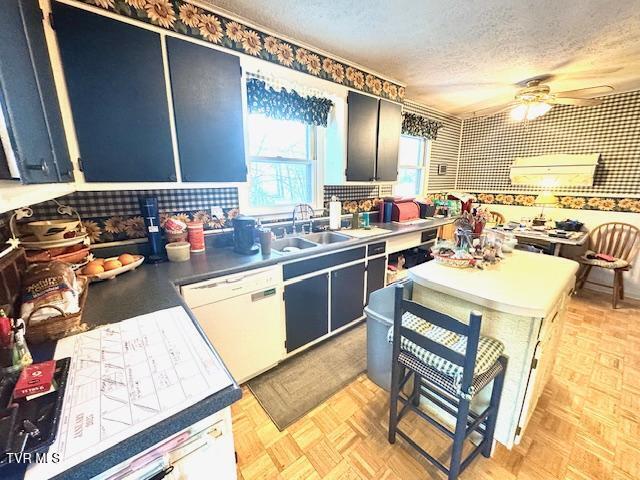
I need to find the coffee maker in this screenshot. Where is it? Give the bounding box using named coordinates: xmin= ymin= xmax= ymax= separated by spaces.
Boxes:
xmin=233 ymin=216 xmax=259 ymax=255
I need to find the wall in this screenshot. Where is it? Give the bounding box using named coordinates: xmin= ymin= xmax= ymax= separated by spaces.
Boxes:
xmin=403 ymin=100 xmax=461 ymax=193
xmin=481 ymin=203 xmax=640 ymax=300
xmin=24 ymin=188 xmax=240 ymax=244
xmin=457 ymin=89 xmax=640 ymax=196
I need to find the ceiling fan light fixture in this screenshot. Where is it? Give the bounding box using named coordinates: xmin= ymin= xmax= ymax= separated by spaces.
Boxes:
xmin=527 ymin=102 xmax=552 ymax=120
xmin=510 ymin=104 xmax=528 ymax=121
xmin=509 ymin=102 xmax=552 ymax=122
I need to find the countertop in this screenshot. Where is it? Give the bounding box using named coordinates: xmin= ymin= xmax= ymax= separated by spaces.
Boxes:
xmin=409 ymin=250 xmax=579 ymax=317
xmin=9 ymin=217 xmax=453 ymax=479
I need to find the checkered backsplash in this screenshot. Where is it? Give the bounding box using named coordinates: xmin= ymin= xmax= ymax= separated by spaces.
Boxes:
xmin=403 ymin=100 xmax=461 ymax=192
xmin=323 ymin=184 xmax=393 ymax=203
xmin=30 ymin=188 xmax=240 ymax=219
xmin=457 ymin=89 xmax=640 ymax=195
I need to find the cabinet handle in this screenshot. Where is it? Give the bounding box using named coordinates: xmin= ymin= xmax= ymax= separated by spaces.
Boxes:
xmin=26 ymin=159 xmax=49 ymax=175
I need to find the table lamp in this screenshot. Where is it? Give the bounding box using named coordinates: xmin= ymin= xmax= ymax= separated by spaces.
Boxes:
xmin=533 ymin=192 xmax=558 ymax=225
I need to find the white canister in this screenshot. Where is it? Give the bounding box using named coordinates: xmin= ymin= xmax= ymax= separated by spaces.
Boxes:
xmin=329 ymin=196 xmax=342 ymax=230
xmin=166 ymin=241 xmax=191 ymax=262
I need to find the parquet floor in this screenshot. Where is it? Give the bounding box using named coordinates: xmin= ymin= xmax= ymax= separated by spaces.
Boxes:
xmin=230 ymin=290 xmax=640 ymax=479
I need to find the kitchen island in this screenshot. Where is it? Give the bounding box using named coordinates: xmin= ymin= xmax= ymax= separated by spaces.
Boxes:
xmin=407 ymin=250 xmax=579 ymax=448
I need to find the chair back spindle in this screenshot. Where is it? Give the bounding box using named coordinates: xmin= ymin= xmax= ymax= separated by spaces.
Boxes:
xmin=589 ymin=222 xmax=640 ymax=263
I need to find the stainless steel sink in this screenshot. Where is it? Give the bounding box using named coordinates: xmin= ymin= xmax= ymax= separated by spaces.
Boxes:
xmin=271 ymin=236 xmax=318 ymax=253
xmin=302 ymin=231 xmax=351 ymax=244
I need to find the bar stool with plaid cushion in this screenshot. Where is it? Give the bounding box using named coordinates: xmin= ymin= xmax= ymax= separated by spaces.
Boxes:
xmin=388 ymin=284 xmax=508 ymax=480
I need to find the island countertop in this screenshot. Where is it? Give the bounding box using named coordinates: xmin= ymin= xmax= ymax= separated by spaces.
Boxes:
xmin=408 ymin=250 xmax=580 ymax=317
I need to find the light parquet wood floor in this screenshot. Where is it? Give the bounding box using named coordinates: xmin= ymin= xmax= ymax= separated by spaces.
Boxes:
xmin=230 ymin=290 xmax=640 ymax=480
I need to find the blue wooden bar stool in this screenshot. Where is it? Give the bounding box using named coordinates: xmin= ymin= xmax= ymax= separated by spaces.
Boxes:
xmin=388 ymin=284 xmax=508 ymax=480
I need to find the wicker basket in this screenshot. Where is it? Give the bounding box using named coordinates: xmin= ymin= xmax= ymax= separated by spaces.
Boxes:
xmin=432 ymin=253 xmax=474 ymax=269
xmin=25 ymin=277 xmax=89 ymax=343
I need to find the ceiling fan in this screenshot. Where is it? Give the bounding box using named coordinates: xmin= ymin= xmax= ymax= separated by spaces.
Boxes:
xmin=468 ymin=77 xmax=614 ymax=121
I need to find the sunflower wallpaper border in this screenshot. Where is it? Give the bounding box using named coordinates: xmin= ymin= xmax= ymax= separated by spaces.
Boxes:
xmin=424 ymin=193 xmax=640 ymax=213
xmin=80 ymin=0 xmax=405 ymax=101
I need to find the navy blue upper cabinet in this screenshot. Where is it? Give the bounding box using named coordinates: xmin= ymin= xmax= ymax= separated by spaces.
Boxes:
xmin=0 ymin=0 xmax=73 ymax=183
xmin=346 ymin=92 xmax=401 ymax=182
xmin=166 ymin=37 xmax=247 ymax=182
xmin=376 ymin=100 xmax=402 ymax=181
xmin=346 ymin=91 xmax=378 ymax=181
xmin=52 ymin=3 xmax=175 ymax=182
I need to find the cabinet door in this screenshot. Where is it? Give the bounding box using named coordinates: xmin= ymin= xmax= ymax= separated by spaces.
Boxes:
xmin=285 ymin=273 xmax=329 ymax=353
xmin=366 ymin=256 xmax=387 ymax=304
xmin=375 ymin=100 xmax=402 ymax=181
xmin=53 ymin=3 xmax=175 ymax=182
xmin=167 ymin=37 xmax=246 ymax=182
xmin=331 ymin=262 xmax=365 ymax=331
xmin=0 ymin=0 xmax=72 ymax=183
xmin=346 ymin=92 xmax=378 ymax=181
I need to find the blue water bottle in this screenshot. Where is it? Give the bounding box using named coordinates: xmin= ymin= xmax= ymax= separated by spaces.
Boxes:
xmin=139 ymin=196 xmax=165 ymax=263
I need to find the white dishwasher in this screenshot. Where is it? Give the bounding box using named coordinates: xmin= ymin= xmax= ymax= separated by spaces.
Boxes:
xmin=182 ymin=266 xmax=284 ymax=384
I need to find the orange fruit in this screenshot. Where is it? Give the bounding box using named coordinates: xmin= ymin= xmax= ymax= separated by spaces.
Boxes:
xmin=83 ymin=263 xmax=104 ymax=275
xmin=118 ymin=253 xmax=135 ymax=266
xmin=92 ymin=258 xmax=105 ymax=266
xmin=103 ymin=259 xmax=122 ymax=271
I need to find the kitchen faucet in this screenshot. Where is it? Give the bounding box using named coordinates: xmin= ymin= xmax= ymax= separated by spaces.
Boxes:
xmin=291 ymin=204 xmax=314 ymax=234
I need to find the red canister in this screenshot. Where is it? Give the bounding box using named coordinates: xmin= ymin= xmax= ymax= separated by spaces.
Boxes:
xmin=187 ymin=222 xmax=205 ymax=252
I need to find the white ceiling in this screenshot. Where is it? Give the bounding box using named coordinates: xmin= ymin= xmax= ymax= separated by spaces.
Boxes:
xmin=205 ymin=0 xmax=640 ymax=116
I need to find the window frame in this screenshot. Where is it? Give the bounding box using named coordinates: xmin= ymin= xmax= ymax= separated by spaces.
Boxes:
xmin=244 ymin=114 xmax=323 ymax=214
xmin=394 ymin=134 xmax=430 ymax=197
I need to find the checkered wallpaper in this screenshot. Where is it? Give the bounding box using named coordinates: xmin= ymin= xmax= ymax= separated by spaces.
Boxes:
xmin=29 ymin=188 xmax=240 ymax=220
xmin=323 ymin=184 xmax=393 ymax=203
xmin=403 ymin=100 xmax=462 ymax=192
xmin=457 ymin=89 xmax=640 ymax=195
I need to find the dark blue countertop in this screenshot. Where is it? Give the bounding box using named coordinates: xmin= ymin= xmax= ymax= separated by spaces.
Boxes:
xmin=8 ymin=218 xmax=453 ymax=479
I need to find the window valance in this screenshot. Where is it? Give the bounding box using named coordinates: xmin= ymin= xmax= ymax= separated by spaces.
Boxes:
xmin=401 ymin=112 xmax=443 ymax=140
xmin=246 ymin=78 xmax=333 ymax=127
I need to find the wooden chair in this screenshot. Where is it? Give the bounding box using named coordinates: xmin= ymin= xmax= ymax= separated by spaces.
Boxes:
xmin=388 ymin=284 xmax=508 ymax=480
xmin=576 ymin=222 xmax=640 ymax=308
xmin=488 ymin=211 xmax=505 ymax=225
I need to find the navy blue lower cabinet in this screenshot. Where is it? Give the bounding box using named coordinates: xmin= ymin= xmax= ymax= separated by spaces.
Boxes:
xmin=0 ymin=0 xmax=72 ymax=183
xmin=52 ymin=3 xmax=175 ymax=182
xmin=366 ymin=256 xmax=387 ymax=304
xmin=166 ymin=37 xmax=246 ymax=182
xmin=331 ymin=263 xmax=365 ymax=331
xmin=284 ymin=273 xmax=329 ymax=353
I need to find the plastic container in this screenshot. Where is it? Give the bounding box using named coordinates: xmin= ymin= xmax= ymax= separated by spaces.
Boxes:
xmin=364 ymin=281 xmax=414 ymax=390
xmin=166 ymin=241 xmax=191 ymax=262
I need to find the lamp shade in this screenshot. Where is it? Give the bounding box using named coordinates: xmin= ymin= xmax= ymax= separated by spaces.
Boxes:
xmin=534 ymin=192 xmax=559 ymax=206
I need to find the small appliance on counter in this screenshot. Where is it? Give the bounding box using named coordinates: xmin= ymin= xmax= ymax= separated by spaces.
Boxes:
xmin=139 ymin=196 xmax=165 ymax=263
xmin=415 ymin=201 xmax=436 ymax=219
xmin=391 ymin=199 xmax=420 ymax=223
xmin=232 ymin=216 xmax=259 ymax=255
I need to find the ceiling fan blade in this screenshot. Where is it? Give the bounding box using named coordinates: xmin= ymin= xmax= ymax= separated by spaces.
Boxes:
xmin=465 ymin=102 xmax=517 ymax=119
xmin=554 ymin=85 xmax=613 ymax=98
xmin=549 ymin=97 xmax=603 ymax=106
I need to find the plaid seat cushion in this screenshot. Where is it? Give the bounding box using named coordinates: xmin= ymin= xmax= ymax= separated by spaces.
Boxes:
xmin=578 ymin=252 xmax=629 ymax=269
xmin=388 ymin=312 xmax=505 ymax=398
xmin=398 ymin=351 xmax=504 ymax=400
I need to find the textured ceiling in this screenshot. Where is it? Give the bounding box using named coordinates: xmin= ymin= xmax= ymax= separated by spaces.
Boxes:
xmin=203 ymin=0 xmax=640 ymax=116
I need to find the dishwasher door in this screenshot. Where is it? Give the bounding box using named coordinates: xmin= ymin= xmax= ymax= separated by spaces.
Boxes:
xmin=183 ymin=267 xmax=285 ymax=384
